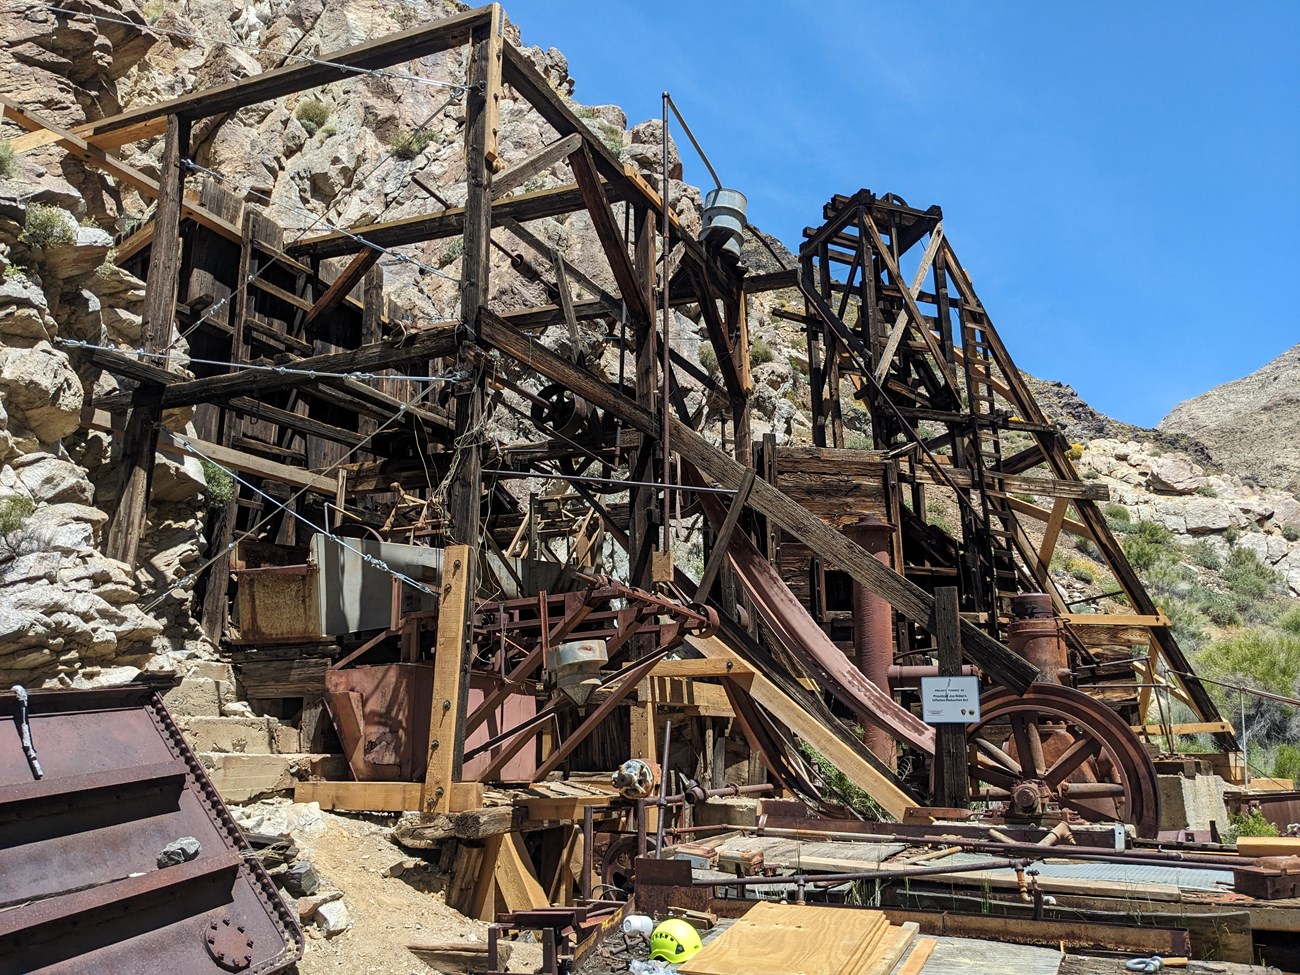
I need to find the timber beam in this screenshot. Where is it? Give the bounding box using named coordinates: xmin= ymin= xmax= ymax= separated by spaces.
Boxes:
xmin=73 ymin=6 xmax=496 ymax=136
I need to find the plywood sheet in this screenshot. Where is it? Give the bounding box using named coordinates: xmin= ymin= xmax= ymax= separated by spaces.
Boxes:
xmin=679 ymin=902 xmax=909 ymax=975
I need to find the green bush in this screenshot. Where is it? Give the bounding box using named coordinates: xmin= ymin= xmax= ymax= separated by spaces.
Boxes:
xmin=1222 ymin=547 xmax=1281 ymax=621
xmin=1225 ymin=809 xmax=1279 ymax=843
xmin=0 ymin=141 xmax=16 ymax=179
xmin=439 ymin=238 xmax=463 ymax=266
xmin=19 ymin=204 xmax=75 ymax=249
xmin=295 ymin=99 xmax=331 ymax=136
xmin=201 ymin=461 xmax=235 ymax=511
xmin=1103 ymin=502 xmax=1131 ymax=526
xmin=0 ymin=495 xmax=34 ymax=534
xmin=800 ymin=740 xmax=885 ymax=819
xmin=1283 ymin=523 xmax=1300 ymax=543
xmin=698 ymin=344 xmax=718 ymax=375
xmin=1188 ymin=539 xmax=1223 ymax=570
xmin=1274 ymin=743 xmax=1300 ymax=783
xmin=749 ymin=338 xmax=773 ymax=367
xmin=389 ymin=129 xmax=432 ymax=160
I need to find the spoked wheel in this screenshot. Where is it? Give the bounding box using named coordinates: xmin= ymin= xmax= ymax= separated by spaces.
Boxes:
xmin=967 ymin=684 xmax=1160 ymax=838
xmin=599 ymin=835 xmax=656 ymax=895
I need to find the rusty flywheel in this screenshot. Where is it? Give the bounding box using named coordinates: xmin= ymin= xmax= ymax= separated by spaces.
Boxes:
xmin=967 ymin=684 xmax=1161 ymax=838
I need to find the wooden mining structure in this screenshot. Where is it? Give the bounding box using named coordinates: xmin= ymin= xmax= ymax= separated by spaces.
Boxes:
xmin=2 ymin=0 xmax=1257 ymax=942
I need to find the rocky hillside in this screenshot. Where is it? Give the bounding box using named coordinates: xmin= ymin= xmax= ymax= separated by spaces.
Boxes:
xmin=1161 ymin=343 xmax=1300 ymax=495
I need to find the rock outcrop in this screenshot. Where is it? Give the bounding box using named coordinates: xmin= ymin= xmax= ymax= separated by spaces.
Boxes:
xmin=1161 ymin=343 xmax=1300 ymax=494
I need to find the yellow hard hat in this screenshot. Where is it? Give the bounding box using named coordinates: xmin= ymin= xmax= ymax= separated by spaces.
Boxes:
xmin=648 ymin=918 xmax=703 ymax=963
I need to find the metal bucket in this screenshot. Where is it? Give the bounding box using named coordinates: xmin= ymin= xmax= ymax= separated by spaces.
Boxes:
xmin=702 ymin=187 xmax=747 ymax=257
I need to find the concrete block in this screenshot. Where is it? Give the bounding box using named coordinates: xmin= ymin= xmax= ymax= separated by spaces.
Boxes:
xmin=163 ymin=677 xmax=222 ymax=717
xmin=695 ymin=797 xmax=759 ymax=828
xmin=199 ymin=753 xmax=349 ymax=804
xmin=1158 ymin=772 xmax=1229 ymax=832
xmin=185 ymin=660 xmax=236 ymax=684
xmin=177 ymin=716 xmax=276 ymax=754
xmin=272 ymin=724 xmax=302 ymax=754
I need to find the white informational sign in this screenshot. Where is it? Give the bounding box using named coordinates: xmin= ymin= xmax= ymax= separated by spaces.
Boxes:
xmin=920 ymin=676 xmax=982 ymax=724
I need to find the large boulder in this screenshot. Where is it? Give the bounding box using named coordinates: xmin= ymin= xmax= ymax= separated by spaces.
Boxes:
xmin=0 ymin=342 xmax=84 ymax=443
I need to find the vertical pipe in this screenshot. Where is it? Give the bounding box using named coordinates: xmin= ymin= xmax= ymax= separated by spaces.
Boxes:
xmin=1241 ymin=687 xmax=1249 ymax=787
xmin=660 ymin=93 xmax=672 ymax=553
xmin=845 ymin=515 xmax=896 ymax=767
xmin=655 ymin=718 xmax=672 ymax=856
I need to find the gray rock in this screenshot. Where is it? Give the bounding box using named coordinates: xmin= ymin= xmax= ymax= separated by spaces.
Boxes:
xmin=0 ymin=342 xmax=84 ymax=443
xmin=1148 ymin=456 xmax=1206 ymax=495
xmin=281 ymin=860 xmax=320 ymax=897
xmin=157 ymin=836 xmax=201 ymax=868
xmin=12 ymin=453 xmax=93 ymax=504
xmin=296 ymin=889 xmax=342 ymax=922
xmin=314 ymin=898 xmax=351 ymax=938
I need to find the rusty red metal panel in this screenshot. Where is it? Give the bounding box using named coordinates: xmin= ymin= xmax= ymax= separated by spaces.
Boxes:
xmin=325 ymin=665 xmax=537 ymax=783
xmin=0 ymin=686 xmax=302 ymax=974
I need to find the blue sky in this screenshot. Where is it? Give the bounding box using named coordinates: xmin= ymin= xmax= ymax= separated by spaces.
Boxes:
xmin=508 ymin=2 xmax=1299 ymax=428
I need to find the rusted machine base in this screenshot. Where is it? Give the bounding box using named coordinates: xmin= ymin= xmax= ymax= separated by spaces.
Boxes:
xmin=0 ymin=686 xmax=302 ymax=974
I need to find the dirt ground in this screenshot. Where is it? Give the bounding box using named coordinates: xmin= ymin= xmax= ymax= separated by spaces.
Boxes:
xmin=230 ymin=799 xmax=541 ymax=975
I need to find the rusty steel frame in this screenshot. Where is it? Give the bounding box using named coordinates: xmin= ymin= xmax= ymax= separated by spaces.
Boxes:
xmin=0 ymin=687 xmax=302 ymax=974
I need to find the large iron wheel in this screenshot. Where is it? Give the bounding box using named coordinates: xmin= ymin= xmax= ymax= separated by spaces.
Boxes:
xmin=967 ymin=684 xmax=1160 ymax=838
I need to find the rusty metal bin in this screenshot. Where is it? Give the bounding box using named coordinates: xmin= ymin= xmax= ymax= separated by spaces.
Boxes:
xmin=0 ymin=686 xmax=303 ymax=974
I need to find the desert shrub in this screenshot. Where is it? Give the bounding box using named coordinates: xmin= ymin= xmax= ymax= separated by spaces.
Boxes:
xmin=389 ymin=129 xmax=432 ymax=160
xmin=1225 ymin=809 xmax=1279 ymax=844
xmin=1066 ymin=443 xmax=1084 ymax=461
xmin=1283 ymin=523 xmax=1300 ymax=543
xmin=925 ymin=501 xmax=953 ymax=536
xmin=749 ymin=338 xmax=773 ymax=367
xmin=1188 ymin=538 xmax=1223 ymax=570
xmin=698 ymin=344 xmax=718 ymax=375
xmin=20 ymin=204 xmax=75 ymax=249
xmin=800 ymin=741 xmax=885 ymax=820
xmin=201 ymin=461 xmax=235 ymax=511
xmin=439 ymin=238 xmax=463 ymax=266
xmin=1274 ymin=743 xmax=1300 ymax=783
xmin=0 ymin=495 xmax=34 ymax=534
xmin=1195 ymin=590 xmax=1241 ymax=627
xmin=1223 ymin=547 xmax=1282 ymax=621
xmin=295 ymin=99 xmax=330 ymax=135
xmin=1074 ymin=536 xmax=1098 ymax=558
xmin=1068 ymin=558 xmax=1096 ymax=584
xmin=1103 ymin=502 xmax=1131 ymax=526
xmin=0 ymin=142 xmax=16 ymax=179
xmin=1195 ymin=623 xmax=1300 ymax=745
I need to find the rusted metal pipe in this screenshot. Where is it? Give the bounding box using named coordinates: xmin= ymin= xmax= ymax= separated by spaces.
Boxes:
xmin=666 ymin=782 xmax=775 ymax=806
xmin=692 ymin=857 xmax=1034 ymax=889
xmin=845 ymin=515 xmax=896 ymax=766
xmin=887 ymin=664 xmax=976 ymax=683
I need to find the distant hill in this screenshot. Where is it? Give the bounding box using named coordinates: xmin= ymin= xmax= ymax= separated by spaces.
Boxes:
xmin=1160 ymin=344 xmax=1300 ymax=494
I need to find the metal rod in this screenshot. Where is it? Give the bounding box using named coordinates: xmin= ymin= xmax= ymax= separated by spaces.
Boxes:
xmin=660 ymin=91 xmax=672 ymax=555
xmin=693 ymin=857 xmax=1034 ymax=889
xmin=654 ymin=718 xmax=672 ymax=858
xmin=664 ymin=93 xmax=722 ymax=190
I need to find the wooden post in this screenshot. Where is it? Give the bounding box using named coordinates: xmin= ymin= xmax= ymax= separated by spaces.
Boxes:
xmin=106 ymin=114 xmax=188 ymax=565
xmin=200 ymin=209 xmax=255 ymax=640
xmin=447 ymin=4 xmax=499 ymax=550
xmin=424 ymin=544 xmax=474 ymax=813
xmin=932 ymin=586 xmax=970 ymax=808
xmin=628 ymin=206 xmax=658 ymax=591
